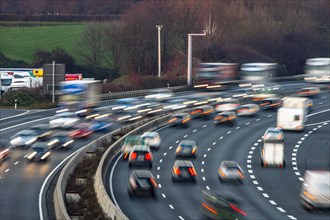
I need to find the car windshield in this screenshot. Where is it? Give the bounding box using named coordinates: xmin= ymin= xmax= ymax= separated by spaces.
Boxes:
xmin=32 ymin=147 xmax=46 ymax=152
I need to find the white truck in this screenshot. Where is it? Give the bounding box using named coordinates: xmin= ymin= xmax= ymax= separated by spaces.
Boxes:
xmin=277 ymin=97 xmax=309 ymax=131
xmin=260 ymin=139 xmax=285 ymax=168
xmin=58 ymin=80 xmax=101 ymax=111
xmin=0 ymin=73 xmax=14 ymax=95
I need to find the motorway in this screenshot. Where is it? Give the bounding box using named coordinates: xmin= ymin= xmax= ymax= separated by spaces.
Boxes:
xmin=108 ymin=92 xmax=330 ymax=220
xmin=0 ymin=84 xmax=329 ymax=220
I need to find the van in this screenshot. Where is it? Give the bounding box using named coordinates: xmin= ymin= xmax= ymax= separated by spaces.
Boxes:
xmin=260 ymin=139 xmax=285 ymax=168
xmin=277 ymin=107 xmax=306 ymax=131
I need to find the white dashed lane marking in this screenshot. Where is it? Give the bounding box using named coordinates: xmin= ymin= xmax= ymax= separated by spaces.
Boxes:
xmin=157 ymin=166 xmax=160 ymax=170
xmin=207 ymin=148 xmax=211 ymax=151
xmin=203 ymin=154 xmax=207 ymax=158
xmin=227 ymin=131 xmax=231 ymax=134
xmin=257 ymin=187 xmax=263 ymax=191
xmin=201 ymin=169 xmax=204 ymax=173
xmin=193 ymin=129 xmax=197 ymax=133
xmin=206 ymin=186 xmax=210 ymax=190
xmin=245 ymin=122 xmax=250 ymax=125
xmin=158 ymin=184 xmax=162 ymax=188
xmin=203 ymin=125 xmax=207 ymax=128
xmin=169 ymin=146 xmax=173 ymax=150
xmin=212 ymin=142 xmax=216 ymax=145
xmin=267 ymin=115 xmax=272 ymax=117
xmin=163 ymin=152 xmax=167 ymax=156
xmin=236 ymin=126 xmax=240 ymax=129
xmin=157 ymin=175 xmax=160 ymax=179
xmin=179 ymin=216 xmax=184 ymax=220
xmin=256 ymin=118 xmax=260 ymax=121
xmin=14 ymin=161 xmax=19 ymax=165
xmin=253 ymin=181 xmax=258 ymax=185
xmin=202 ymin=177 xmax=206 ymax=181
xmin=219 ymin=136 xmax=223 ymax=140
xmin=277 ymin=207 xmax=286 ymax=213
xmin=162 ymin=194 xmax=166 ymax=198
xmin=159 ymin=159 xmax=163 ymax=163
xmin=5 ymin=169 xmax=10 ymax=173
xmin=269 ymin=200 xmax=277 ymax=205
xmin=176 ymin=140 xmax=180 ymax=143
xmin=183 ymin=135 xmax=188 ymax=138
xmin=169 ymin=204 xmax=174 ymax=209
xmin=288 ymin=215 xmax=297 ymax=220
xmin=262 ymin=193 xmax=269 ymax=198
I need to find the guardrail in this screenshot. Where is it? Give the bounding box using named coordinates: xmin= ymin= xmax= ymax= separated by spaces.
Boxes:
xmin=95 ymin=115 xmax=171 ymax=220
xmin=95 ymin=75 xmax=312 ymax=101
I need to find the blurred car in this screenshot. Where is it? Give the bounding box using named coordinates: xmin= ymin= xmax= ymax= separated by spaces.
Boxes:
xmin=30 ymin=124 xmax=53 ymax=139
xmin=190 ymin=105 xmax=214 ymax=119
xmin=49 ymin=112 xmax=79 ymax=129
xmin=128 ymin=169 xmax=158 ymax=198
xmin=10 ymin=129 xmax=38 ymax=148
xmin=128 ymin=145 xmax=153 ymax=168
xmin=0 ymin=144 xmax=11 ymax=163
xmin=140 ymin=132 xmax=161 ymax=150
xmin=75 ymin=108 xmax=99 ymax=118
xmin=168 ymin=113 xmax=191 ymax=127
xmin=90 ymin=117 xmax=113 ymax=132
xmin=47 ymin=131 xmax=74 ymax=149
xmin=214 ymin=111 xmax=237 ymax=126
xmin=26 ymin=142 xmax=51 ymax=161
xmin=300 ymin=170 xmax=330 ymax=211
xmin=175 ymin=140 xmax=198 ymax=158
xmin=145 ymin=102 xmax=164 ymax=115
xmin=201 ymin=190 xmax=247 ymax=220
xmin=172 ymin=160 xmax=197 ymax=183
xmin=162 ymin=98 xmax=187 ymax=112
xmin=111 ymin=98 xmax=140 ymax=114
xmin=218 ymin=161 xmax=245 ymax=183
xmin=262 ymin=127 xmax=284 ymax=141
xmin=121 ymin=135 xmax=141 ymax=160
xmin=215 ymin=99 xmax=240 ymax=112
xmin=70 ymin=123 xmax=93 ymax=139
xmin=236 ymin=104 xmax=260 ymax=117
xmin=297 ymin=87 xmax=320 ymax=97
xmin=257 ymin=97 xmax=281 ymax=110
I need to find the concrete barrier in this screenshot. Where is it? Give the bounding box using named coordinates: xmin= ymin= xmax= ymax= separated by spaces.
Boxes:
xmin=94 ymin=115 xmax=171 ymax=219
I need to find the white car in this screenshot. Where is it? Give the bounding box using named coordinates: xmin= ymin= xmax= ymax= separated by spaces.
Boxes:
xmin=300 ymin=170 xmax=330 ymax=211
xmin=263 ymin=127 xmax=284 ymax=141
xmin=49 ymin=112 xmax=79 ymax=129
xmin=140 ymin=132 xmax=161 ymax=150
xmin=10 ymin=130 xmax=38 ymax=148
xmin=215 ymin=99 xmax=240 ymax=112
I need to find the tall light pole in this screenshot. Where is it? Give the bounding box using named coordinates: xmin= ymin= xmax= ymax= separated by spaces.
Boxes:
xmin=187 ymin=31 xmax=206 ymax=85
xmin=52 ymin=61 xmax=55 ymax=103
xmin=156 ymin=25 xmax=163 ymax=77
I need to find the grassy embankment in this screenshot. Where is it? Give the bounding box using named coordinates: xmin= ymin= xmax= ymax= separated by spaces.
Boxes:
xmin=0 ymin=22 xmax=88 ymax=64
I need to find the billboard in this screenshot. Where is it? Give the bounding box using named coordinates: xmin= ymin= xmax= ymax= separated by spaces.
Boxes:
xmin=65 ymin=73 xmax=83 ymax=81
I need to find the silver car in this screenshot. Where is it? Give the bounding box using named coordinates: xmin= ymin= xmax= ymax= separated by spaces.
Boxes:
xmin=218 ymin=161 xmax=245 ymax=183
xmin=10 ymin=130 xmax=38 ymax=148
xmin=300 ymin=170 xmax=330 ymax=211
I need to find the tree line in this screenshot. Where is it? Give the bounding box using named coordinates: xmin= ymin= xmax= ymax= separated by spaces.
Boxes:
xmin=2 ymin=0 xmax=329 ymax=80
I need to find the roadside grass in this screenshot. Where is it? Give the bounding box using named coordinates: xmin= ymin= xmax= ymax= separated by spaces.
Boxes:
xmin=0 ymin=23 xmax=88 ymax=64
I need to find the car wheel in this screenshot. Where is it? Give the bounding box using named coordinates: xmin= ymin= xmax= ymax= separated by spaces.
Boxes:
xmin=283 ymin=160 xmax=286 ymax=168
xmin=149 ymin=163 xmax=152 ymax=168
xmin=129 ymin=163 xmax=132 ymax=168
xmin=261 ymin=160 xmax=264 ymax=167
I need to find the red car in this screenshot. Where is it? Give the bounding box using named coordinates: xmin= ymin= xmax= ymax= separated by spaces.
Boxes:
xmin=0 ymin=145 xmax=11 ymax=163
xmin=70 ymin=123 xmax=93 ymax=139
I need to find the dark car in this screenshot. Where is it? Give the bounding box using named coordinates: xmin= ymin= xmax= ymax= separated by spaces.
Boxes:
xmin=30 ymin=124 xmax=53 ymax=139
xmin=172 ymin=160 xmax=197 ymax=183
xmin=168 ymin=113 xmax=191 ymax=127
xmin=213 ymin=111 xmax=237 ymax=126
xmin=128 ymin=145 xmax=153 ymax=168
xmin=128 ymin=170 xmax=158 ymax=198
xmin=26 ymin=142 xmax=51 ymax=161
xmin=190 ymin=105 xmax=214 ymax=119
xmin=47 ymin=131 xmax=74 ymax=149
xmin=201 ymin=190 xmax=247 ymax=220
xmin=0 ymin=144 xmax=11 ymax=163
xmin=256 ymin=97 xmax=281 ymax=110
xmin=175 ymin=140 xmax=198 ymax=158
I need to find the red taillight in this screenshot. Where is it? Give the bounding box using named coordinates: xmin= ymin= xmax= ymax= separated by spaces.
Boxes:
xmin=145 ymin=152 xmax=151 ymax=160
xmin=150 ymin=178 xmax=157 ymax=187
xmin=188 ymin=167 xmax=197 ymax=176
xmin=229 ymin=203 xmax=247 ymax=216
xmin=130 ymin=152 xmax=137 ymax=160
xmin=173 ymin=167 xmax=181 ymax=175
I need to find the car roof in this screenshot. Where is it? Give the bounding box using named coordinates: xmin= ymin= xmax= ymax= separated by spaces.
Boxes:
xmin=142 ymin=132 xmax=158 ymax=137
xmin=221 ymin=161 xmax=239 ymax=168
xmin=174 ymin=160 xmax=194 ymax=167
xmin=217 ymin=111 xmax=236 ymax=116
xmin=31 ymin=142 xmax=49 ymax=149
xmin=132 ymin=145 xmax=150 ymax=151
xmin=179 ymin=140 xmax=196 ymax=146
xmin=173 ymin=113 xmax=189 ymax=117
xmin=266 ymin=127 xmax=281 ymax=132
xmin=16 ymin=129 xmax=37 ymax=135
xmin=240 ymin=104 xmax=258 ymax=107
xmin=132 ymin=169 xmax=153 ymax=178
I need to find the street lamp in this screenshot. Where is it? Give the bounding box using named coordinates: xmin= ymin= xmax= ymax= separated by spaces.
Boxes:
xmin=156 ymin=25 xmax=163 ymax=77
xmin=187 ymin=30 xmax=206 ymax=85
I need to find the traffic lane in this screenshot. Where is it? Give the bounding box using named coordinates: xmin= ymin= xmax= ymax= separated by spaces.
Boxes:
xmin=250 ymin=111 xmax=330 ymax=220
xmin=0 ymin=127 xmax=117 ymax=220
xmin=109 ymin=119 xmax=214 ymax=220
xmin=0 ymin=109 xmax=30 ymax=119
xmin=187 ymin=114 xmax=288 ymax=219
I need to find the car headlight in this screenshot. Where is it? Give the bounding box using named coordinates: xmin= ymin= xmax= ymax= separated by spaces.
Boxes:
xmin=10 ymin=137 xmax=22 ymax=146
xmin=27 ymin=151 xmax=38 ymax=160
xmin=41 ymin=152 xmax=51 ymax=160
xmin=26 ymin=138 xmax=37 ymax=145
xmin=63 ymin=140 xmax=74 ymax=147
